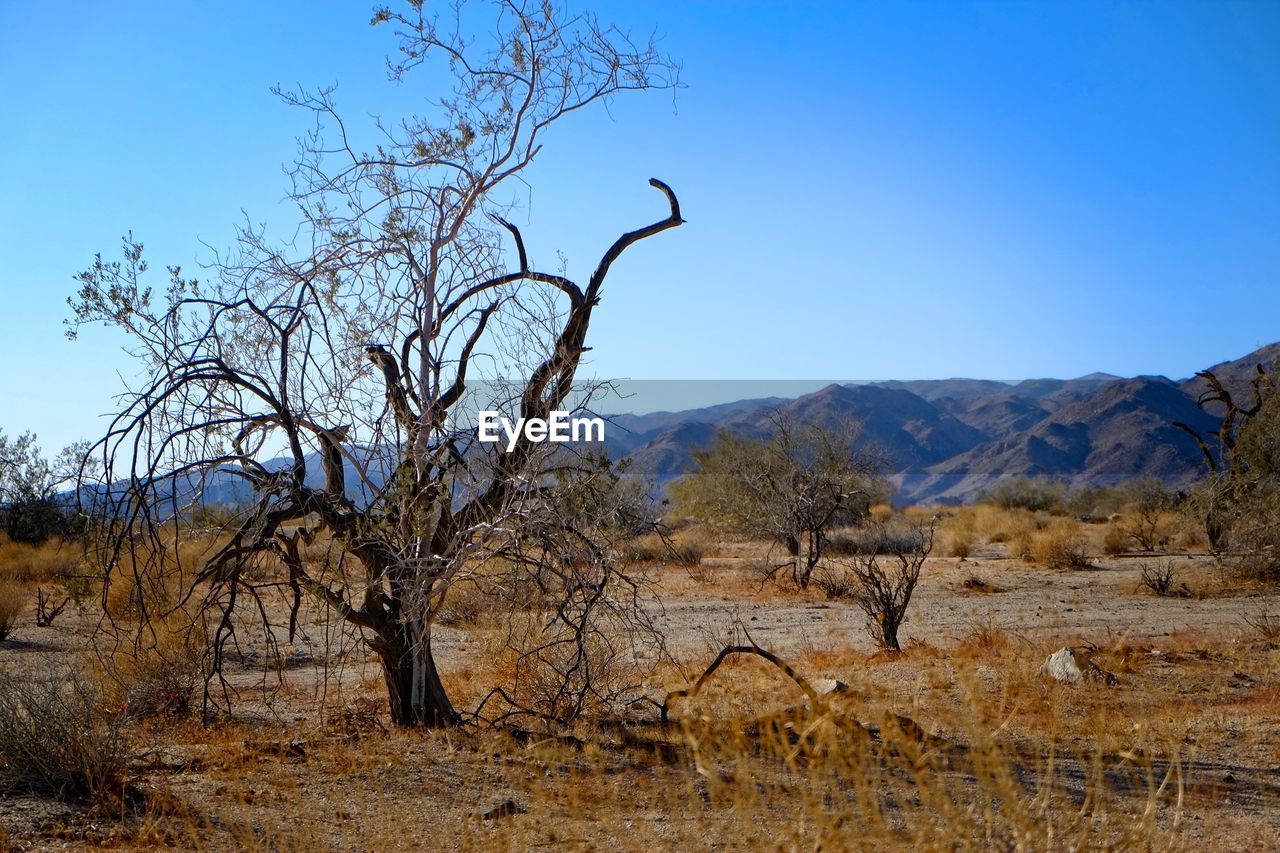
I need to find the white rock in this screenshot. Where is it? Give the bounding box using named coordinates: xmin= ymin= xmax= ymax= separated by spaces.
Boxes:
xmin=1040 ymin=647 xmax=1118 ymax=685
xmin=812 ymin=678 xmax=850 ymax=695
xmin=1041 ymin=647 xmax=1087 ymax=683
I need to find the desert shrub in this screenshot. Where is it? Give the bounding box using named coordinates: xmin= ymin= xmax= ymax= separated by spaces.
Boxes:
xmin=97 ymin=618 xmax=206 ymax=719
xmin=975 ymin=506 xmax=1037 ymax=547
xmin=815 ymin=521 xmax=934 ymax=650
xmin=35 ymin=587 xmax=70 ymax=627
xmin=829 ymin=523 xmax=932 ymax=557
xmin=1116 ymin=478 xmax=1179 ymax=551
xmin=1139 ymin=560 xmax=1178 ymax=596
xmin=978 ymin=477 xmax=1068 ymax=513
xmin=670 ymin=415 xmax=885 ymax=587
xmin=621 ymin=529 xmax=710 ymax=567
xmin=0 ymin=671 xmax=133 ymax=805
xmin=0 ymin=581 xmax=23 ymax=641
xmin=0 ymin=537 xmax=79 ymax=584
xmin=1102 ymin=525 xmax=1130 ymax=556
xmin=1029 ymin=519 xmax=1091 ymax=569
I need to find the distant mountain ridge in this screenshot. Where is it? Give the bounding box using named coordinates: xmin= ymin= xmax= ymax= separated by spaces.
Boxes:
xmin=611 ymin=343 xmax=1279 ymax=504
xmin=139 ymin=343 xmax=1279 ymax=511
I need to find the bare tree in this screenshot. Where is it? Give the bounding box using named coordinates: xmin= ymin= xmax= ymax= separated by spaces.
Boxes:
xmin=671 ymin=412 xmax=884 ymax=588
xmin=842 ymin=520 xmax=934 ymax=651
xmin=1175 ymin=364 xmax=1272 ymax=557
xmin=67 ymin=0 xmax=681 ymax=727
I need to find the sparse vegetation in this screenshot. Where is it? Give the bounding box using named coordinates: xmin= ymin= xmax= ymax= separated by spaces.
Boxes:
xmin=977 ymin=476 xmax=1068 ymax=513
xmin=672 ymin=413 xmax=884 ymax=588
xmin=815 ymin=520 xmax=934 ymax=650
xmin=3 ymin=0 xmax=1278 ymax=847
xmin=1029 ymin=518 xmax=1092 ymax=568
xmin=0 ymin=672 xmax=133 ymax=806
xmin=1139 ymin=559 xmax=1179 ymax=596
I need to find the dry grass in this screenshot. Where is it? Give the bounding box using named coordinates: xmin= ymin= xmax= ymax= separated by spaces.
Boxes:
xmin=1024 ymin=518 xmax=1092 ymax=568
xmin=3 ymin=526 xmax=1280 ymax=848
xmin=0 ymin=582 xmax=23 ymax=642
xmin=621 ymin=528 xmax=713 ymax=567
xmin=0 ymin=537 xmax=79 ymax=585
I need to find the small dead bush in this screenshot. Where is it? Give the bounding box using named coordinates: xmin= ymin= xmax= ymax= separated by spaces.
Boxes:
xmin=0 ymin=672 xmax=133 ymax=806
xmin=34 ymin=587 xmax=69 ymax=627
xmin=960 ymin=575 xmax=1004 ymax=593
xmin=818 ymin=522 xmax=935 ymax=651
xmin=96 ymin=618 xmax=206 ymax=719
xmin=1139 ymin=560 xmax=1181 ymax=596
xmin=1244 ymin=611 xmax=1280 ymax=642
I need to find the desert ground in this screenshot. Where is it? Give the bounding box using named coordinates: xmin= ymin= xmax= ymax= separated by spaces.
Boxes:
xmin=2 ymin=512 xmax=1280 ymax=850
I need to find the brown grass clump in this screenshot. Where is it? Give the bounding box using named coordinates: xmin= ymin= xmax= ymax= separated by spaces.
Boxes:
xmin=1103 ymin=523 xmax=1130 ymax=555
xmin=0 ymin=537 xmax=79 ymax=585
xmin=1028 ymin=518 xmax=1091 ymax=568
xmin=940 ymin=507 xmax=978 ymax=558
xmin=621 ymin=528 xmax=711 ymax=567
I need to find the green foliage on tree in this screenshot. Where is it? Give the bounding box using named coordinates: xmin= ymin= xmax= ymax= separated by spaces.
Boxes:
xmin=670 ymin=413 xmax=885 ymax=588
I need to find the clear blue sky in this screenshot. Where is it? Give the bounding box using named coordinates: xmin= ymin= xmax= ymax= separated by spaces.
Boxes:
xmin=1 ymin=1 xmax=1278 ymax=452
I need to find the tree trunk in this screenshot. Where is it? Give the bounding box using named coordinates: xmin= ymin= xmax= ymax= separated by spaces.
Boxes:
xmin=373 ymin=621 xmax=458 ymax=727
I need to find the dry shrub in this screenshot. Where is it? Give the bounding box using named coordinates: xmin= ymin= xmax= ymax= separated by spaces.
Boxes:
xmin=1244 ymin=611 xmax=1280 ymax=642
xmin=1117 ymin=508 xmax=1180 ymax=553
xmin=621 ymin=529 xmax=710 ymax=567
xmin=0 ymin=671 xmax=133 ymax=806
xmin=828 ymin=524 xmax=928 ymax=557
xmin=1139 ymin=560 xmax=1181 ymax=596
xmin=817 ymin=522 xmax=934 ymax=650
xmin=95 ymin=616 xmax=206 ymax=719
xmin=0 ymin=537 xmax=79 ymax=584
xmin=868 ymin=502 xmax=894 ymax=523
xmin=982 ymin=506 xmax=1039 ymax=552
xmin=1103 ymin=524 xmax=1129 ymax=555
xmin=0 ymin=581 xmax=23 ymax=641
xmin=436 ymin=580 xmax=501 ymax=626
xmin=1029 ymin=519 xmax=1091 ymax=568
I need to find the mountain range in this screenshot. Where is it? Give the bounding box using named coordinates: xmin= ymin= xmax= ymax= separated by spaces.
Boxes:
xmin=115 ymin=342 xmax=1277 ymax=513
xmin=602 ymin=342 xmax=1280 ymax=504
